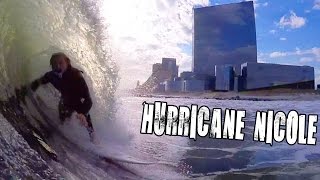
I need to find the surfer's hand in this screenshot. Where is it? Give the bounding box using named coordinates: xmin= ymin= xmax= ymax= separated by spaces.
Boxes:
xmin=76 ymin=113 xmax=88 ymax=127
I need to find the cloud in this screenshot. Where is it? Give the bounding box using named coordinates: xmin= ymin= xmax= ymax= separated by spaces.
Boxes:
xmin=300 ymin=57 xmax=314 ymax=63
xmin=244 ymin=0 xmax=269 ymax=9
xmin=269 ymin=29 xmax=276 ymax=34
xmin=257 ymin=52 xmax=267 ymax=63
xmin=101 ymin=0 xmax=210 ymax=89
xmin=312 ymin=47 xmax=320 ymax=57
xmin=313 ymin=0 xmax=320 ymax=10
xmin=270 ymin=52 xmax=288 ymax=58
xmin=278 ymin=11 xmax=306 ymax=29
xmin=268 ymin=47 xmax=320 ymax=61
xmin=280 ymin=37 xmax=287 ymax=41
xmin=295 ymin=47 xmax=302 ymax=55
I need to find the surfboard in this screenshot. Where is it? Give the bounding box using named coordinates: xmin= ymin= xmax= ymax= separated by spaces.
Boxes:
xmin=32 ymin=131 xmax=58 ymax=161
xmin=1 ymin=93 xmax=58 ymax=162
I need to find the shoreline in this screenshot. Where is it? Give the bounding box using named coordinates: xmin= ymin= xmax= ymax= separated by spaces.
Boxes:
xmin=131 ymin=89 xmax=320 ymax=101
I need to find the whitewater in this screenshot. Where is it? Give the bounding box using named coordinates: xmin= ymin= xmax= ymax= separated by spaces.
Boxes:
xmin=1 ymin=0 xmax=320 ymax=179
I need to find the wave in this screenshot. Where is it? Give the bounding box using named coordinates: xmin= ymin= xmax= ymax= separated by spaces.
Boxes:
xmin=0 ymin=0 xmax=145 ymax=179
xmin=0 ymin=0 xmax=118 ymax=105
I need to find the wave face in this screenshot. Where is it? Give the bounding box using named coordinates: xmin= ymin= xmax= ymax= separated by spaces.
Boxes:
xmin=0 ymin=0 xmax=118 ymax=110
xmin=0 ymin=0 xmax=121 ymax=143
xmin=0 ymin=0 xmax=130 ymax=179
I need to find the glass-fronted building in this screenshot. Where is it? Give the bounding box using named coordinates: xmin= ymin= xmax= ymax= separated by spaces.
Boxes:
xmin=215 ymin=65 xmax=235 ymax=91
xmin=241 ymin=62 xmax=315 ymax=90
xmin=193 ymin=1 xmax=257 ymax=76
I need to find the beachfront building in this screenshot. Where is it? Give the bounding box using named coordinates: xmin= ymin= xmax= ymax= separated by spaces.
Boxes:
xmin=136 ymin=58 xmax=179 ymax=93
xmin=193 ymin=1 xmax=257 ymax=76
xmin=164 ymin=78 xmax=184 ymax=92
xmin=189 ymin=1 xmax=315 ymax=92
xmin=184 ymin=80 xmax=206 ymax=92
xmin=241 ymin=62 xmax=315 ymax=90
xmin=164 ymin=78 xmax=207 ymax=92
xmin=162 ymin=58 xmax=179 ymax=78
xmin=215 ymin=65 xmax=235 ymax=91
xmin=180 ymin=71 xmax=194 ymax=80
xmin=152 ymin=63 xmax=162 ymax=73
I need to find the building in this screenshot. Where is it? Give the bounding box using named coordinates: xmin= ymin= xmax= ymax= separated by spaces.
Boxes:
xmin=162 ymin=58 xmax=179 ymax=78
xmin=136 ymin=58 xmax=179 ymax=93
xmin=184 ymin=80 xmax=206 ymax=92
xmin=164 ymin=79 xmax=184 ymax=92
xmin=193 ymin=1 xmax=257 ymax=76
xmin=241 ymin=62 xmax=315 ymax=90
xmin=163 ymin=78 xmax=207 ymax=92
xmin=233 ymin=76 xmax=245 ymax=92
xmin=163 ymin=75 xmax=214 ymax=92
xmin=180 ymin=71 xmax=194 ymax=80
xmin=215 ymin=65 xmax=235 ymax=91
xmin=152 ymin=63 xmax=162 ymax=73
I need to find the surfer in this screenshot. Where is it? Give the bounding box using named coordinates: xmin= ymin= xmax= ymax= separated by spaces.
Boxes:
xmin=20 ymin=52 xmax=96 ymax=142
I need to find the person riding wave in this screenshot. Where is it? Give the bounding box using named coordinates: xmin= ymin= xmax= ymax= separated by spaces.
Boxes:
xmin=20 ymin=52 xmax=96 ymax=142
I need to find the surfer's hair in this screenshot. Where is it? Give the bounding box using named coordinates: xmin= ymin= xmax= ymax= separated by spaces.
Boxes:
xmin=50 ymin=52 xmax=71 ymax=67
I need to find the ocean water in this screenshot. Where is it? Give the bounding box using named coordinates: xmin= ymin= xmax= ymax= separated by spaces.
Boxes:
xmin=117 ymin=96 xmax=320 ymax=179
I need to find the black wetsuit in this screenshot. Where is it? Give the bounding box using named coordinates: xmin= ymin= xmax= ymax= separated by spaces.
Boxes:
xmin=30 ymin=65 xmax=94 ymax=133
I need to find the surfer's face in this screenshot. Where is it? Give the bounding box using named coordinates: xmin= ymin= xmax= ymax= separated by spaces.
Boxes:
xmin=52 ymin=56 xmax=68 ymax=73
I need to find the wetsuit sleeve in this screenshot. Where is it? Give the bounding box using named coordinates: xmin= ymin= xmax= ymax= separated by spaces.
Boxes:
xmin=76 ymin=72 xmax=93 ymax=114
xmin=30 ymin=72 xmax=51 ymax=91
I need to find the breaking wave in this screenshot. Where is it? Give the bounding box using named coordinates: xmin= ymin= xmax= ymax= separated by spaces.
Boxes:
xmin=0 ymin=0 xmax=141 ymax=179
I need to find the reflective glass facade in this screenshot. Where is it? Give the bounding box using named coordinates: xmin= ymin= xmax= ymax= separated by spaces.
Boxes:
xmin=193 ymin=1 xmax=257 ymax=75
xmin=241 ymin=62 xmax=315 ymax=90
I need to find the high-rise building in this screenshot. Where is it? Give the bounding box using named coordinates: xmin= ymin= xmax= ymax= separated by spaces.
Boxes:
xmin=162 ymin=58 xmax=179 ymax=78
xmin=193 ymin=1 xmax=257 ymax=76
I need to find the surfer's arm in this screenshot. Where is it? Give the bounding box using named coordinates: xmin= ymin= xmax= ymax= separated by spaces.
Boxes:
xmin=30 ymin=72 xmax=51 ymax=91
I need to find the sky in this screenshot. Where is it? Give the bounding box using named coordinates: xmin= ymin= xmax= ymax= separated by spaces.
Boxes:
xmin=101 ymin=0 xmax=320 ymax=89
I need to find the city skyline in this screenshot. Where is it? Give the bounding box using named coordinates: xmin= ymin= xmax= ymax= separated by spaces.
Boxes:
xmin=102 ymin=0 xmax=320 ymax=89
